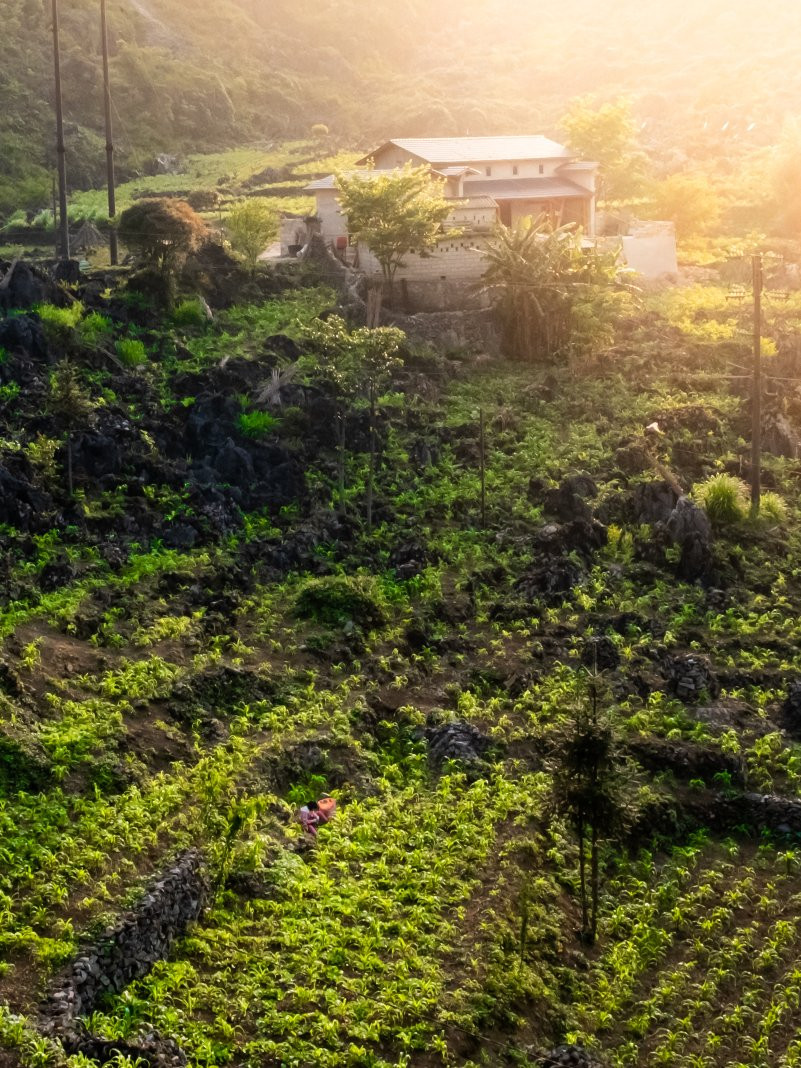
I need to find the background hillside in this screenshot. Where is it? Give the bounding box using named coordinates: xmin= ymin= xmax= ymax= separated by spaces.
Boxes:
xmin=3 ymin=0 xmax=801 ymax=217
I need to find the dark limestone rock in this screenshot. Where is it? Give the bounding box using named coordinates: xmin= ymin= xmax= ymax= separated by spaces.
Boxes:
xmin=0 ymin=313 xmax=48 ymax=361
xmin=665 ymin=654 xmax=720 ymax=703
xmin=781 ymin=679 xmax=801 ymax=738
xmin=581 ymin=635 xmax=620 ymax=672
xmin=629 ymin=480 xmax=678 ymax=525
xmin=763 ymin=412 xmax=798 ymax=459
xmin=426 ymin=721 xmax=491 ymax=770
xmin=663 ymin=496 xmax=714 ymax=581
xmin=539 ymin=1044 xmax=603 ymax=1067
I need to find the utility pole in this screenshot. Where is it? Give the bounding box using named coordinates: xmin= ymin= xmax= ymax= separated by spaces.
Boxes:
xmin=51 ymin=176 xmax=59 ymax=260
xmin=751 ymin=252 xmax=763 ymax=512
xmin=100 ymin=0 xmax=118 ymax=265
xmin=51 ymin=0 xmax=70 ymax=260
xmin=478 ymin=407 xmax=486 ymax=529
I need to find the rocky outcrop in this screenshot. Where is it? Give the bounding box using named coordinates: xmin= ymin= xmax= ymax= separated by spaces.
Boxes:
xmin=41 ymin=850 xmax=208 ymax=1038
xmin=426 ymin=721 xmax=491 ymax=770
xmin=538 ymin=1045 xmax=603 ymax=1067
xmin=665 ymin=654 xmax=720 ymax=702
xmin=663 ymin=496 xmax=713 ymax=581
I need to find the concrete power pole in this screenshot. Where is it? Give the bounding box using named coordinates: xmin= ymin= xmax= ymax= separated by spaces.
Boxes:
xmin=51 ymin=0 xmax=70 ymax=260
xmin=751 ymin=252 xmax=763 ymax=512
xmin=100 ymin=0 xmax=118 ymax=265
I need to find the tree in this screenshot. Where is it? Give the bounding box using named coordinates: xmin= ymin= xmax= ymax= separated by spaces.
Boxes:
xmin=561 ymin=97 xmax=647 ymax=203
xmin=482 ymin=216 xmax=620 ymax=362
xmin=48 ymin=361 xmax=94 ymax=495
xmin=226 ymin=199 xmax=279 ymax=274
xmin=334 ymin=164 xmax=453 ymax=294
xmin=770 ymin=120 xmax=801 ymax=237
xmin=550 ymin=672 xmax=628 ymax=943
xmin=118 ymin=198 xmax=207 ymax=306
xmin=301 ymin=315 xmax=403 ymax=514
xmin=645 ymin=173 xmax=722 ymax=238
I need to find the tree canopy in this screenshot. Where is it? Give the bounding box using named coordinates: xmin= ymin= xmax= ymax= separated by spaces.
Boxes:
xmin=334 ymin=164 xmax=453 ymax=287
xmin=226 ymin=200 xmax=279 ymax=273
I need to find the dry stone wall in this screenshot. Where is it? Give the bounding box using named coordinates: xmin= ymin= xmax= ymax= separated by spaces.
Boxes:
xmin=41 ymin=849 xmax=208 ymax=1061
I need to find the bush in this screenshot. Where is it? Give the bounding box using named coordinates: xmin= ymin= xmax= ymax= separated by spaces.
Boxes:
xmin=0 ymin=209 xmax=28 ymax=232
xmin=238 ymin=410 xmax=280 ymax=438
xmin=172 ymin=298 xmax=209 ymax=328
xmin=693 ymin=473 xmax=749 ymax=525
xmin=36 ymin=302 xmax=84 ymax=345
xmin=759 ymin=491 xmax=787 ymax=522
xmin=78 ymin=311 xmax=112 ymax=348
xmin=115 ymin=338 xmax=148 ymax=367
xmin=295 ymin=575 xmax=387 ymax=628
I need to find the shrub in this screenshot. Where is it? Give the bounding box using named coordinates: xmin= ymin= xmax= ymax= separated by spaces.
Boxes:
xmin=36 ymin=302 xmax=84 ymax=346
xmin=295 ymin=575 xmax=387 ymax=628
xmin=0 ymin=209 xmax=29 ymax=232
xmin=78 ymin=311 xmax=112 ymax=348
xmin=172 ymin=298 xmax=209 ymax=328
xmin=237 ymin=411 xmax=280 ymax=438
xmin=115 ymin=338 xmax=148 ymax=367
xmin=693 ymin=473 xmax=749 ymax=525
xmin=759 ymin=491 xmax=787 ymax=522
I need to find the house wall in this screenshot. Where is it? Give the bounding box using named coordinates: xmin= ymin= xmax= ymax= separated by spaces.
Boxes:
xmin=507 ymin=198 xmax=588 ymax=228
xmin=314 ymin=188 xmax=348 ymax=243
xmin=358 ymin=235 xmax=488 ymax=282
xmin=369 ymin=144 xmax=563 ymax=179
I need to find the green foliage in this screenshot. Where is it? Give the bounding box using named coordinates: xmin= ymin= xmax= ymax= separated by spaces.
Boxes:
xmin=483 ymin=217 xmax=621 ymax=361
xmin=36 ymin=303 xmax=84 ymax=347
xmin=295 ymin=574 xmax=387 ymax=627
xmin=694 ymin=473 xmax=749 ymax=525
xmin=237 ymin=410 xmax=280 ymax=438
xmin=118 ymin=199 xmax=207 ymax=274
xmin=77 ymin=312 xmax=113 ymax=349
xmin=645 ymin=173 xmax=723 ymax=238
xmin=115 ymin=339 xmax=148 ymax=367
xmin=172 ymin=299 xmax=209 ymax=328
xmin=226 ymin=199 xmax=279 ymax=273
xmin=335 ymin=163 xmax=453 ymax=284
xmin=561 ymin=96 xmax=647 ymax=202
xmin=760 ymin=490 xmax=788 ymax=522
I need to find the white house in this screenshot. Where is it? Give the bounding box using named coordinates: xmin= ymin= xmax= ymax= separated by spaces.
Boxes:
xmin=301 ymin=136 xmax=598 ymax=282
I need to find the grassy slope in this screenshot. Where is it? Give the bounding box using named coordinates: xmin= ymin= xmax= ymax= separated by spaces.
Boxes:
xmin=4 ymin=282 xmax=801 ymax=1065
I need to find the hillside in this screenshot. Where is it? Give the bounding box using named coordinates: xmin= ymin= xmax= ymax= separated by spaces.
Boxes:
xmin=3 ymin=247 xmax=801 ymax=1066
xmin=4 ymin=0 xmax=801 ymax=218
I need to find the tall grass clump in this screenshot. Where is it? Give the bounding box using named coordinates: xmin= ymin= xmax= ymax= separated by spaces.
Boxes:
xmin=758 ymin=491 xmax=787 ymax=523
xmin=693 ymin=473 xmax=749 ymax=525
xmin=115 ymin=338 xmax=148 ymax=367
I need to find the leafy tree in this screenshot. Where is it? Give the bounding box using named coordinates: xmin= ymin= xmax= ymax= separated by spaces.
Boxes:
xmin=226 ymin=200 xmax=279 ymax=274
xmin=482 ymin=217 xmax=621 ymax=362
xmin=645 ymin=173 xmax=722 ymax=238
xmin=118 ymin=198 xmax=207 ymax=307
xmin=334 ymin=164 xmax=453 ymax=293
xmin=561 ymin=97 xmax=647 ymax=203
xmin=301 ymin=315 xmax=403 ymax=514
xmin=48 ymin=362 xmax=94 ymax=496
xmin=771 ymin=120 xmax=801 ymax=237
xmin=550 ymin=672 xmax=628 ymax=943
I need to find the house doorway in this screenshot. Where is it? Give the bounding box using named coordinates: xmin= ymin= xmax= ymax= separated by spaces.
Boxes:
xmin=498 ymin=201 xmax=512 ymax=227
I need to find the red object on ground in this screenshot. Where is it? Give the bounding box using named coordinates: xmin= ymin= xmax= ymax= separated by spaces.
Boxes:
xmin=317 ymin=797 xmax=337 ymax=822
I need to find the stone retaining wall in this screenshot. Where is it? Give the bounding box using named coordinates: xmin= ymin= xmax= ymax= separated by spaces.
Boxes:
xmin=41 ymin=849 xmax=208 ymax=1057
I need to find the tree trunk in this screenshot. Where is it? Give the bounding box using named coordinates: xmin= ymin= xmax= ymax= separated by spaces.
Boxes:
xmin=577 ymin=813 xmax=589 ymax=937
xmin=66 ymin=430 xmax=73 ymax=496
xmin=366 ymin=379 xmax=376 ymax=532
xmin=590 ymin=822 xmax=600 ymax=943
xmin=337 ymin=408 xmax=346 ymax=513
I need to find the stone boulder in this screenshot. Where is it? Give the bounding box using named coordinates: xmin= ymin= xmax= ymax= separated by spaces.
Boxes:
xmin=629 ymin=480 xmax=678 ymax=524
xmin=426 ymin=721 xmax=491 ymax=770
xmin=0 ymin=313 xmax=48 ymax=361
xmin=663 ymin=495 xmax=714 ymax=581
xmin=515 ymin=557 xmax=584 ymax=604
xmin=780 ymin=679 xmax=801 ymax=738
xmin=763 ymin=413 xmax=798 ymax=459
xmin=539 ymin=1045 xmax=603 ymax=1067
xmin=581 ymin=635 xmax=620 ymax=672
xmin=666 ymin=654 xmax=720 ymax=703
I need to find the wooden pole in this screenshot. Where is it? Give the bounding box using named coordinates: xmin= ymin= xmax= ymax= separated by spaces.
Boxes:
xmin=51 ymin=176 xmax=59 ymax=260
xmin=100 ymin=0 xmax=118 ymax=265
xmin=751 ymin=252 xmax=763 ymax=512
xmin=51 ymin=0 xmax=70 ymax=260
xmin=479 ymin=407 xmax=486 ymax=529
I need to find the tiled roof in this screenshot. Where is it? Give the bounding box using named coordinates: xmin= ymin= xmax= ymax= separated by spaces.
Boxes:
xmin=464 ymin=177 xmax=589 ymax=199
xmin=356 ymin=136 xmax=573 ymax=165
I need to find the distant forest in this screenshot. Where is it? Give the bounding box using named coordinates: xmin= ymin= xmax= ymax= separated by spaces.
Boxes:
xmin=3 ymin=0 xmax=801 ymax=217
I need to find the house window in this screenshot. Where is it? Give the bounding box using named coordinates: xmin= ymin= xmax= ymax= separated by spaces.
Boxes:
xmin=538 ymin=164 xmax=545 ymax=174
xmin=512 ymin=165 xmax=518 ymax=175
xmin=485 ymin=166 xmax=492 ymax=176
